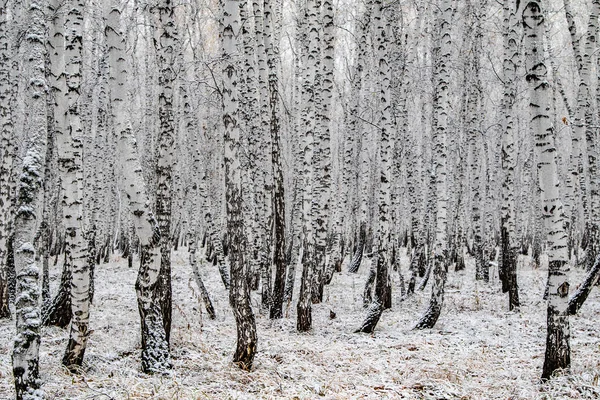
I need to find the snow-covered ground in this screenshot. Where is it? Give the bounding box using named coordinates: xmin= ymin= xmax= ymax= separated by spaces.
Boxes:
xmin=1 ymin=249 xmax=599 ymax=399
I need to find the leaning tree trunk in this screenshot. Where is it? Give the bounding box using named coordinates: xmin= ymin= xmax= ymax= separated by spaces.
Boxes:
xmin=414 ymin=0 xmax=452 ymax=330
xmin=222 ymin=0 xmax=257 ymax=370
xmin=12 ymin=0 xmax=48 ymax=396
xmin=522 ymin=0 xmax=571 ymax=381
xmin=106 ymin=0 xmax=171 ymax=373
xmin=189 ymin=233 xmax=216 ymax=320
xmin=568 ymin=254 xmax=600 ymax=315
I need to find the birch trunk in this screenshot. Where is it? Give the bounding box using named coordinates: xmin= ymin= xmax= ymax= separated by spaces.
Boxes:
xmin=356 ymin=0 xmax=394 ymax=334
xmin=106 ymin=1 xmax=170 ymax=373
xmin=522 ymin=0 xmax=571 ymax=381
xmin=414 ymin=0 xmax=451 ymax=330
xmin=297 ymin=0 xmax=318 ymax=332
xmin=264 ymin=0 xmax=286 ymax=320
xmin=500 ymin=0 xmax=521 ymax=310
xmin=153 ymin=0 xmax=178 ymax=345
xmin=58 ymin=0 xmax=92 ymax=369
xmin=12 ymin=0 xmax=48 ymax=396
xmin=0 ymin=1 xmax=14 ymax=319
xmin=222 ymin=0 xmax=257 ymax=369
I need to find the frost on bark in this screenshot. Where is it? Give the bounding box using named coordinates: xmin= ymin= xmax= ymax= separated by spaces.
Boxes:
xmin=106 ymin=0 xmax=170 ymax=373
xmin=12 ymin=0 xmax=48 ymax=397
xmin=414 ymin=0 xmax=452 ymax=330
xmin=500 ymin=0 xmax=520 ymax=310
xmin=222 ymin=0 xmax=257 ymax=370
xmin=356 ymin=0 xmax=394 ymax=334
xmin=0 ymin=1 xmax=15 ymax=319
xmin=58 ymin=0 xmax=91 ymax=369
xmin=522 ymin=1 xmax=570 ymax=381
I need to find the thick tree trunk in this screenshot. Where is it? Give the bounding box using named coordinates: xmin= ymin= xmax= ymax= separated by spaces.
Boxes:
xmin=222 ymin=0 xmax=257 ymax=370
xmin=297 ymin=0 xmax=319 ymax=333
xmin=356 ymin=0 xmax=394 ymax=334
xmin=153 ymin=0 xmax=178 ymax=346
xmin=522 ymin=1 xmax=571 ymax=381
xmin=106 ymin=0 xmax=170 ymax=373
xmin=58 ymin=0 xmax=91 ymax=369
xmin=414 ymin=0 xmax=452 ymax=330
xmin=12 ymin=0 xmax=48 ymax=396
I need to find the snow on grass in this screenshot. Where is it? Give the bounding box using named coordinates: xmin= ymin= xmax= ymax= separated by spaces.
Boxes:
xmin=1 ymin=249 xmax=599 ymax=399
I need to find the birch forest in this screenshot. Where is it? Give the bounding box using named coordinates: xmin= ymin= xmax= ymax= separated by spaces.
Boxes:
xmin=2 ymin=0 xmax=600 ymax=398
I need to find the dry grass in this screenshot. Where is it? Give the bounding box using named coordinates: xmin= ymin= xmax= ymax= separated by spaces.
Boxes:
xmin=1 ymin=250 xmax=599 ymax=399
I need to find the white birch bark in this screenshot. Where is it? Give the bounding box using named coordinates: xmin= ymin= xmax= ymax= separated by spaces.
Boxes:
xmin=297 ymin=0 xmax=319 ymax=332
xmin=415 ymin=0 xmax=452 ymax=330
xmin=153 ymin=0 xmax=178 ymax=345
xmin=522 ymin=0 xmax=570 ymax=380
xmin=12 ymin=0 xmax=48 ymax=397
xmin=0 ymin=1 xmax=15 ymax=319
xmin=500 ymin=0 xmax=521 ymax=310
xmin=106 ymin=1 xmax=170 ymax=373
xmin=356 ymin=0 xmax=393 ymax=333
xmin=222 ymin=0 xmax=257 ymax=369
xmin=56 ymin=0 xmax=91 ymax=369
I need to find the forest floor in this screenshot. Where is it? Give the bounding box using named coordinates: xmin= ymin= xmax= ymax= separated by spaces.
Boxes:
xmin=1 ymin=248 xmax=600 ymax=399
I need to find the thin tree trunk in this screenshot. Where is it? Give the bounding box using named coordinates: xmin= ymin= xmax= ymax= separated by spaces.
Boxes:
xmin=0 ymin=1 xmax=15 ymax=319
xmin=568 ymin=254 xmax=600 ymax=315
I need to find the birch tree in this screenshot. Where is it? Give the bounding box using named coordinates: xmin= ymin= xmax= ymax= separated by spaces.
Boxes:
xmin=153 ymin=0 xmax=178 ymax=345
xmin=297 ymin=0 xmax=319 ymax=332
xmin=12 ymin=0 xmax=48 ymax=396
xmin=106 ymin=0 xmax=170 ymax=373
xmin=522 ymin=0 xmax=570 ymax=380
xmin=222 ymin=0 xmax=257 ymax=369
xmin=499 ymin=0 xmax=520 ymax=310
xmin=58 ymin=0 xmax=92 ymax=369
xmin=264 ymin=0 xmax=287 ymax=320
xmin=414 ymin=0 xmax=452 ymax=330
xmin=356 ymin=0 xmax=394 ymax=334
xmin=0 ymin=0 xmax=15 ymax=319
